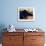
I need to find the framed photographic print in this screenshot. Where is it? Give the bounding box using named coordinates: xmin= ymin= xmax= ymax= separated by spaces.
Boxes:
xmin=17 ymin=7 xmax=35 ymax=21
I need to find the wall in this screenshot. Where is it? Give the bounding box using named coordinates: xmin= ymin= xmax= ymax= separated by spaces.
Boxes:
xmin=0 ymin=0 xmax=46 ymax=30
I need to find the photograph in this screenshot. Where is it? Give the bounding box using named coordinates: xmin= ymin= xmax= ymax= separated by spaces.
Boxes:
xmin=17 ymin=7 xmax=35 ymax=21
